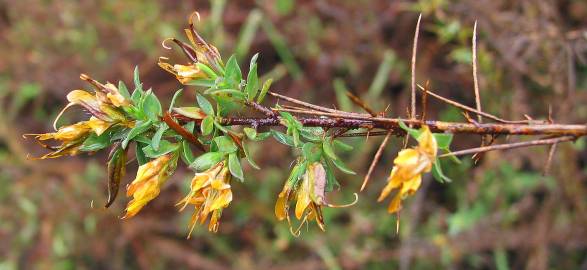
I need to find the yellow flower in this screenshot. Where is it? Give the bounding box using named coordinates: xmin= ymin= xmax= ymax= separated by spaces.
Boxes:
xmin=378 ymin=125 xmax=437 ymax=213
xmin=24 ymin=121 xmax=92 ymax=159
xmin=158 ymin=59 xmax=208 ymax=84
xmin=275 ymin=162 xmax=357 ymax=235
xmin=86 ymin=117 xmax=112 ymax=136
xmin=123 ymin=154 xmax=175 ymax=219
xmin=177 ymin=162 xmax=233 ymax=236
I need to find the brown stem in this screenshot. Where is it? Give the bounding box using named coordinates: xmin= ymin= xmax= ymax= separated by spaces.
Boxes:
xmin=439 ymin=136 xmax=575 ymax=157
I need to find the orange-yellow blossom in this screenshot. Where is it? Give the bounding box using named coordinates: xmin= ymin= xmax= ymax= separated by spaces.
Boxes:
xmin=123 ymin=154 xmax=175 ymax=219
xmin=177 ymin=162 xmax=233 ymax=236
xmin=275 ymin=162 xmax=357 ymax=235
xmin=378 ymin=125 xmax=438 ymax=213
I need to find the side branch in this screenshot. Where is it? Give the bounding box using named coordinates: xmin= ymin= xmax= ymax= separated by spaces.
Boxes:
xmin=211 ymin=116 xmax=587 ymax=137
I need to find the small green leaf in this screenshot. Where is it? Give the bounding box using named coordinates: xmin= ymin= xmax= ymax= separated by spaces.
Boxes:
xmin=242 ymin=141 xmax=260 ymax=169
xmin=432 ymin=158 xmax=452 ymax=183
xmin=122 ymin=120 xmax=152 ymax=149
xmin=118 ymin=81 xmax=131 ymax=99
xmin=228 ymin=152 xmax=244 ymax=181
xmin=207 ymin=89 xmax=246 ymax=100
xmin=151 ymin=123 xmax=168 ymax=151
xmin=197 ymin=93 xmax=214 ymax=116
xmin=185 ymin=79 xmax=216 ymax=87
xmin=398 ymin=120 xmax=422 ymax=140
xmin=201 ymin=115 xmax=214 ymax=135
xmin=79 ymin=132 xmax=111 ymax=152
xmin=287 ymin=161 xmax=307 ymax=186
xmin=224 ymin=55 xmax=242 ymax=87
xmin=181 ymin=140 xmax=195 ymax=165
xmin=142 ymin=140 xmax=179 ymax=158
xmin=299 ymin=129 xmax=322 ymax=142
xmin=133 ymin=66 xmax=142 ymax=92
xmin=142 ymin=92 xmax=162 ymax=121
xmin=135 ymin=142 xmax=148 ymax=165
xmin=333 ymin=140 xmax=353 ymax=151
xmin=190 ymin=152 xmax=225 ymax=171
xmin=256 ymin=78 xmax=273 ymax=104
xmin=322 ymin=139 xmax=337 ymax=160
xmin=245 ymin=63 xmax=259 ymax=101
xmin=302 ymin=142 xmax=322 ymax=163
xmin=323 ymin=161 xmax=340 ymax=192
xmin=332 ymin=158 xmax=356 ymax=175
xmin=244 ymin=127 xmax=257 ymax=140
xmin=214 ymin=136 xmax=238 ymax=153
xmin=168 ymin=89 xmax=183 ymax=112
xmin=271 ymin=130 xmax=295 ymax=146
xmin=196 ymin=63 xmax=218 ymax=79
xmin=434 ymin=133 xmax=454 ymax=149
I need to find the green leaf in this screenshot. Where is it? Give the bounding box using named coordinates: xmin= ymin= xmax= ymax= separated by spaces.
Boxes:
xmin=398 ymin=120 xmax=422 ymax=140
xmin=122 ymin=120 xmax=152 ymax=149
xmin=243 ymin=127 xmax=257 ymax=140
xmin=135 ymin=142 xmax=148 ymax=165
xmin=207 ymin=89 xmax=246 ymax=100
xmin=287 ymin=161 xmax=307 ymax=186
xmin=292 ymin=128 xmax=301 ymax=147
xmin=434 ymin=133 xmax=454 ymax=149
xmin=256 ymin=78 xmax=273 ymax=104
xmin=168 ymin=89 xmax=183 ymax=112
xmin=323 ymin=161 xmax=340 ymax=192
xmin=181 ymin=140 xmax=195 ymax=165
xmin=185 ymin=79 xmax=216 ymax=87
xmin=201 ymin=115 xmax=214 ymax=135
xmin=151 ymin=123 xmax=168 ymax=151
xmin=302 ymin=142 xmax=322 ymax=163
xmin=432 ymin=158 xmax=452 ymax=183
xmin=142 ymin=92 xmax=162 ymax=121
xmin=333 ymin=140 xmax=353 ymax=151
xmin=322 ymin=139 xmax=337 ymax=160
xmin=331 ymin=158 xmax=356 ymax=175
xmin=228 ymin=152 xmax=244 ymax=181
xmin=299 ymin=129 xmax=322 ymax=142
xmin=242 ymin=141 xmax=260 ymax=169
xmin=118 ymin=81 xmax=131 ymax=99
xmin=224 ymin=55 xmax=242 ymax=87
xmin=197 ymin=93 xmax=214 ymax=116
xmin=79 ymin=132 xmax=111 ymax=152
xmin=279 ymin=111 xmax=302 ymax=129
xmin=133 ymin=66 xmax=142 ymax=92
xmin=190 ymin=152 xmax=225 ymax=171
xmin=271 ymin=130 xmax=295 ymax=146
xmin=142 ymin=140 xmax=179 ymax=158
xmin=245 ymin=54 xmax=259 ymax=101
xmin=196 ymin=63 xmax=218 ymax=79
xmin=214 ymin=136 xmax=238 ymax=153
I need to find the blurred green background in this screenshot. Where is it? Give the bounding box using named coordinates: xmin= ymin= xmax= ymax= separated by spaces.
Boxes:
xmin=1 ymin=0 xmax=587 ymax=269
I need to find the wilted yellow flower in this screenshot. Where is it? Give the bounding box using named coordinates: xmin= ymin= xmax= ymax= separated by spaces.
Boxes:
xmin=378 ymin=125 xmax=437 ymax=213
xmin=177 ymin=162 xmax=233 ymax=236
xmin=159 ymin=12 xmax=224 ymax=83
xmin=275 ymin=162 xmax=357 ymax=235
xmin=24 ymin=121 xmax=92 ymax=159
xmin=158 ymin=59 xmax=208 ymax=84
xmin=123 ymin=154 xmax=175 ymax=219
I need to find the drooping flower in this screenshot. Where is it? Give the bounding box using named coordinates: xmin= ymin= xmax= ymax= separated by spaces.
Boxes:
xmin=158 ymin=58 xmax=209 ymax=84
xmin=275 ymin=162 xmax=358 ymax=235
xmin=177 ymin=162 xmax=233 ymax=236
xmin=158 ymin=12 xmax=224 ymax=85
xmin=123 ymin=154 xmax=176 ymax=219
xmin=378 ymin=125 xmax=438 ymax=213
xmin=24 ymin=121 xmax=92 ymax=159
